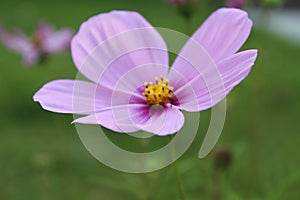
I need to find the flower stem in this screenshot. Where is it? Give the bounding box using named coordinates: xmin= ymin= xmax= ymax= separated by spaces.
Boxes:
xmin=168 ymin=135 xmax=186 ymax=200
xmin=173 ymin=159 xmax=186 ymax=200
xmin=211 ymin=169 xmax=221 ymax=200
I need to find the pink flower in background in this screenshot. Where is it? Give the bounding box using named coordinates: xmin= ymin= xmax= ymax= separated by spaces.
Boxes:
xmin=33 ymin=9 xmax=257 ymax=136
xmin=226 ymin=0 xmax=247 ymax=9
xmin=0 ymin=22 xmax=73 ymax=67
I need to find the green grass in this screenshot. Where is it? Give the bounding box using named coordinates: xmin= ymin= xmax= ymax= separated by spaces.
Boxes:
xmin=1 ymin=0 xmax=300 ymax=199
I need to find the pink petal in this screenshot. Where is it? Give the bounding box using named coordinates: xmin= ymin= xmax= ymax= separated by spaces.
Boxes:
xmin=36 ymin=23 xmax=55 ymax=38
xmin=74 ymin=104 xmax=185 ymax=135
xmin=23 ymin=48 xmax=40 ymax=66
xmin=217 ymin=49 xmax=258 ymax=92
xmin=170 ymin=39 xmax=217 ymax=88
xmin=33 ymin=80 xmax=99 ymax=114
xmin=99 ymin=63 xmax=169 ymax=99
xmin=42 ymin=29 xmax=73 ymax=53
xmin=169 ymin=38 xmax=220 ymax=111
xmin=72 ymin=104 xmax=147 ymax=133
xmin=33 ymin=79 xmax=144 ymax=115
xmin=174 ymin=50 xmax=257 ymax=111
xmin=0 ymin=24 xmax=31 ymax=54
xmin=134 ymin=105 xmax=185 ymax=136
xmin=71 ymin=10 xmax=168 ymax=84
xmin=189 ymin=8 xmax=252 ymax=62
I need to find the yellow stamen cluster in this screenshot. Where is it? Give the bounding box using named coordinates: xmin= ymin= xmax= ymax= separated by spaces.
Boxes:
xmin=142 ymin=76 xmax=174 ymax=105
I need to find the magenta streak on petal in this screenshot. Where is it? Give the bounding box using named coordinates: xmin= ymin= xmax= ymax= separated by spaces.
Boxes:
xmin=133 ymin=105 xmax=185 ymax=136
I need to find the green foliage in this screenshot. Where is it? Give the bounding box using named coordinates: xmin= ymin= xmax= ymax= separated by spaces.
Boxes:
xmin=262 ymin=0 xmax=284 ymax=7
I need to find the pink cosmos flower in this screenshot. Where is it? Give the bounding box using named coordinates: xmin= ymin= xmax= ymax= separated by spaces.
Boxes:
xmin=226 ymin=0 xmax=247 ymax=9
xmin=33 ymin=8 xmax=257 ymax=136
xmin=0 ymin=22 xmax=73 ymax=67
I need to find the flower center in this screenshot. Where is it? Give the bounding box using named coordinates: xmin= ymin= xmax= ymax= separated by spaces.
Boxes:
xmin=142 ymin=76 xmax=174 ymax=105
xmin=31 ymin=32 xmax=43 ymax=48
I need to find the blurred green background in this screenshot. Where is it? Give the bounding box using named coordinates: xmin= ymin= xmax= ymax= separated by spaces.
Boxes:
xmin=1 ymin=0 xmax=300 ymax=199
